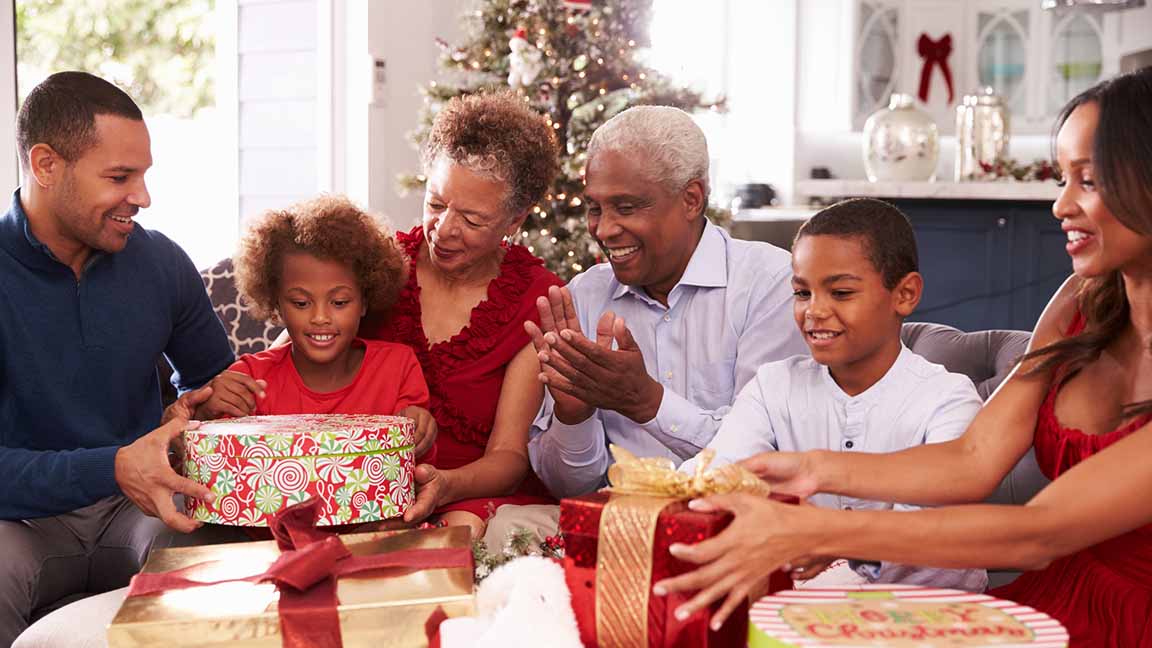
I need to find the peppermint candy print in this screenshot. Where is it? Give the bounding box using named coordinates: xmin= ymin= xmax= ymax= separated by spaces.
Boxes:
xmin=182 ymin=415 xmax=415 ymax=527
xmin=272 ymin=459 xmax=309 ymax=493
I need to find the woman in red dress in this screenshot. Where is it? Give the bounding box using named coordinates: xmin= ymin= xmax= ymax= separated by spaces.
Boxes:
xmin=656 ymin=68 xmax=1152 ymax=647
xmin=363 ymin=91 xmax=563 ymax=540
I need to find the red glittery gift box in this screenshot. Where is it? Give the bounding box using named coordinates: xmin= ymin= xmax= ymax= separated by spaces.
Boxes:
xmin=560 ymin=492 xmax=792 ymax=648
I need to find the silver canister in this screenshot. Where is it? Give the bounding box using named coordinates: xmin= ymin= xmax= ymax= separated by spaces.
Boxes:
xmin=954 ymin=88 xmax=1010 ymax=181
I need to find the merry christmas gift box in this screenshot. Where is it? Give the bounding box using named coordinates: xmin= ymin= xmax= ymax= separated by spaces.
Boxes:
xmin=748 ymin=585 xmax=1069 ymax=647
xmin=559 ymin=446 xmax=792 ymax=648
xmin=107 ymin=500 xmax=475 ymax=647
xmin=183 ymin=414 xmax=415 ymax=526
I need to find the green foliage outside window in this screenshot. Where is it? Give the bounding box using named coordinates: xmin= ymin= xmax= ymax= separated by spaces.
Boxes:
xmin=16 ymin=0 xmax=215 ymax=117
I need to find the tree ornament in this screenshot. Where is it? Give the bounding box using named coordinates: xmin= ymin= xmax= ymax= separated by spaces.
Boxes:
xmin=508 ymin=27 xmax=544 ymax=87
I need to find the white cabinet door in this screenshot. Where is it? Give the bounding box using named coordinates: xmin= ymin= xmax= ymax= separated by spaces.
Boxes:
xmin=851 ymin=0 xmax=1129 ymax=135
xmin=967 ymin=0 xmax=1042 ymax=131
xmin=854 ymin=0 xmax=903 ymax=129
xmin=903 ymin=0 xmax=969 ymax=132
xmin=1037 ymin=9 xmax=1118 ymax=121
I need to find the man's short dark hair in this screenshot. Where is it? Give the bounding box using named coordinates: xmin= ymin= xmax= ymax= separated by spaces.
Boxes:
xmin=794 ymin=198 xmax=919 ymax=289
xmin=16 ymin=71 xmax=143 ymax=169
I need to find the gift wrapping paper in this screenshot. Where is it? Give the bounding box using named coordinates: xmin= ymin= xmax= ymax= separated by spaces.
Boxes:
xmin=107 ymin=525 xmax=475 ymax=647
xmin=183 ymin=414 xmax=415 ymax=526
xmin=748 ymin=585 xmax=1069 ymax=647
xmin=561 ymin=491 xmax=791 ymax=648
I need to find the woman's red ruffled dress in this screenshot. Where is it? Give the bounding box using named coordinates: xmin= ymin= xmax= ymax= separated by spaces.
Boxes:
xmin=365 ymin=226 xmax=564 ymax=519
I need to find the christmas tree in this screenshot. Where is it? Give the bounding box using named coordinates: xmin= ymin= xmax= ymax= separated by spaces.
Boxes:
xmin=398 ymin=0 xmax=724 ymax=280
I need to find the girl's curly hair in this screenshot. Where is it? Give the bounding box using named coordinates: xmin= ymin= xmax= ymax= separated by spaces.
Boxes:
xmin=422 ymin=90 xmax=559 ymax=216
xmin=235 ymin=195 xmax=407 ymax=322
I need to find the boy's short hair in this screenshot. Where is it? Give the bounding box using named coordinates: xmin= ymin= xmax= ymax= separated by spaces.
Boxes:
xmin=794 ymin=198 xmax=919 ymax=289
xmin=17 ymin=71 xmax=143 ymax=169
xmin=235 ymin=195 xmax=408 ymax=322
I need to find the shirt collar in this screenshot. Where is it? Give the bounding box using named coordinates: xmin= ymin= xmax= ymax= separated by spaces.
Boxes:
xmin=610 ymin=221 xmax=729 ymax=302
xmin=821 ymin=343 xmax=915 ymax=404
xmin=1 ymin=188 xmax=104 ymax=271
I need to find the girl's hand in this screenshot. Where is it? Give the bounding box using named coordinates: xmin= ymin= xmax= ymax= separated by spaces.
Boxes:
xmin=194 ymin=371 xmax=266 ymax=419
xmin=739 ymin=451 xmax=821 ymax=500
xmin=398 ymin=405 xmax=438 ymax=459
xmin=652 ymin=494 xmax=819 ymax=631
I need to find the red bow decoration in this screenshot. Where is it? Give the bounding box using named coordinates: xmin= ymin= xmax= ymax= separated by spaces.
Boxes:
xmin=917 ymin=33 xmax=955 ymax=104
xmin=127 ymin=499 xmax=470 ymax=647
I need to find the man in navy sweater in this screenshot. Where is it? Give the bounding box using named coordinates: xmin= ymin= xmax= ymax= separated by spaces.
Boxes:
xmin=0 ymin=72 xmax=234 ymax=644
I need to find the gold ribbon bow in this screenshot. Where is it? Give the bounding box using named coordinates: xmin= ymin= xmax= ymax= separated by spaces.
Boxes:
xmin=606 ymin=445 xmax=773 ymax=499
xmin=595 ymin=445 xmax=771 ymax=647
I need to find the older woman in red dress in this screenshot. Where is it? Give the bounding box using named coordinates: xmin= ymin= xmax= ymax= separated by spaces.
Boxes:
xmin=365 ymin=92 xmax=563 ymax=540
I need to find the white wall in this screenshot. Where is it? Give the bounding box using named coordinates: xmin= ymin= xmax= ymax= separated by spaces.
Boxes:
xmin=0 ymin=1 xmax=16 ymax=190
xmin=712 ymin=0 xmax=799 ymax=207
xmin=238 ymin=0 xmax=321 ymax=224
xmin=359 ymin=0 xmax=470 ymax=230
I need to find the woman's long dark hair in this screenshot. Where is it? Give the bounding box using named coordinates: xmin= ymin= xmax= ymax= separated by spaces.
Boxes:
xmin=1021 ymin=67 xmax=1152 ymax=419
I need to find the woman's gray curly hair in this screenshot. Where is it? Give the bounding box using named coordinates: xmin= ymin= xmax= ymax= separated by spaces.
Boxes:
xmin=421 ymin=91 xmax=559 ymax=218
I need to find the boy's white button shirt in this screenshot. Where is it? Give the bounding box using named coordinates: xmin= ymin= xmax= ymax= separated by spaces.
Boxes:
xmin=683 ymin=345 xmax=982 ymax=510
xmin=528 ymin=222 xmax=807 ymax=498
xmin=681 ymin=345 xmax=988 ymax=591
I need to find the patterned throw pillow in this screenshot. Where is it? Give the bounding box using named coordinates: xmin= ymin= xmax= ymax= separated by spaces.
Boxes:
xmin=200 ymin=258 xmax=284 ymax=356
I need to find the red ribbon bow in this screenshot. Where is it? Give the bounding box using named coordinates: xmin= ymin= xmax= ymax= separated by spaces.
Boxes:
xmin=917 ymin=33 xmax=954 ymax=104
xmin=127 ymin=498 xmax=471 ymax=647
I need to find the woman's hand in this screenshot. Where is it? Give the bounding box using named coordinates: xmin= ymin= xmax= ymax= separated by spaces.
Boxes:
xmin=398 ymin=405 xmax=438 ymax=459
xmin=788 ymin=555 xmax=838 ymax=581
xmin=404 ymin=464 xmax=448 ymax=524
xmin=194 ymin=371 xmax=266 ymax=420
xmin=653 ymin=494 xmax=820 ymax=631
xmin=739 ymin=451 xmax=822 ymax=500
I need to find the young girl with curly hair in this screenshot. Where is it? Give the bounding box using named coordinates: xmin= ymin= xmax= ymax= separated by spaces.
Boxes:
xmin=196 ymin=195 xmax=437 ymax=460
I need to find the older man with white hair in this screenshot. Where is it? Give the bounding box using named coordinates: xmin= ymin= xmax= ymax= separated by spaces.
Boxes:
xmin=482 ymin=106 xmax=805 ymax=549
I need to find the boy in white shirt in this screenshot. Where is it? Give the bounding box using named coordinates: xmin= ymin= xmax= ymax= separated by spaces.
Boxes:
xmin=681 ymin=198 xmax=987 ymax=591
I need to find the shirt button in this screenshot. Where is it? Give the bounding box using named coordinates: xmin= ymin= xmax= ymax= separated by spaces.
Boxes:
xmin=663 ymin=314 xmax=671 ymax=322
xmin=665 ymin=370 xmax=673 ymax=379
xmin=844 ymin=440 xmax=854 ymax=449
xmin=671 ymin=425 xmax=679 ymax=433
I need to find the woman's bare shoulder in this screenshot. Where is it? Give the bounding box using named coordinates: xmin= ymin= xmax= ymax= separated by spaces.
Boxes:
xmin=1031 ymin=275 xmax=1083 ymax=349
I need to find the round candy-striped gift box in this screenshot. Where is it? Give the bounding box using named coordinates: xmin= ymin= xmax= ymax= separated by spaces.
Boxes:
xmin=183 ymin=414 xmax=416 ymax=527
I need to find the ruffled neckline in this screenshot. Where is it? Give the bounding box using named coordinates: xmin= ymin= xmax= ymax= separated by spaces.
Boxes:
xmin=394 ymin=226 xmax=544 ymax=358
xmin=388 ymin=226 xmax=548 ymax=445
xmin=1036 ymin=312 xmax=1152 ymax=476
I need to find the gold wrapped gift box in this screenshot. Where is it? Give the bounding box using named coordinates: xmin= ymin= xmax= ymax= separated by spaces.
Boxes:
xmin=107 ymin=526 xmax=474 ymax=647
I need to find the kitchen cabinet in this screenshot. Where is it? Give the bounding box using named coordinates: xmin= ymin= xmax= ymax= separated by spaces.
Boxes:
xmin=853 ymin=0 xmax=1121 ymax=134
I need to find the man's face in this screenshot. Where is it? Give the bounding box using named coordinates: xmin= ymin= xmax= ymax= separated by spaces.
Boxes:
xmin=52 ymin=114 xmax=153 ymax=256
xmin=583 ymin=149 xmax=702 ymax=300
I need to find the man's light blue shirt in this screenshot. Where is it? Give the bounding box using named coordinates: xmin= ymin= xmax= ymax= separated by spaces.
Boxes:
xmin=528 ymin=222 xmax=806 ymax=497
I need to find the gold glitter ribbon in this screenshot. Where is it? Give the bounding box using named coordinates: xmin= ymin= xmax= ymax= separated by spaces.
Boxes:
xmin=595 ymin=446 xmax=771 ymax=647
